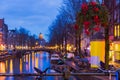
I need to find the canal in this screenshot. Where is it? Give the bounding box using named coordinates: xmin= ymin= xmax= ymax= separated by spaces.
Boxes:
xmin=0 ymin=51 xmax=64 ymax=80
xmin=0 ymin=51 xmax=114 ymax=80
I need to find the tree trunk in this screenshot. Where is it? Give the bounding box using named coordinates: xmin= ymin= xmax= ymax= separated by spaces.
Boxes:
xmin=65 ymin=36 xmax=67 ymax=54
xmin=78 ymin=34 xmax=82 ymax=57
xmin=105 ymin=27 xmax=109 ymax=70
xmin=75 ymin=31 xmax=78 ymax=55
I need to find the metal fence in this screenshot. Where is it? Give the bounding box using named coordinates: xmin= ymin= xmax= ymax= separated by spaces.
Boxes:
xmin=0 ymin=70 xmax=119 ymax=80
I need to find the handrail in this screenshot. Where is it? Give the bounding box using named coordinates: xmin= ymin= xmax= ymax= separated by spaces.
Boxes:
xmin=0 ymin=72 xmax=116 ymax=76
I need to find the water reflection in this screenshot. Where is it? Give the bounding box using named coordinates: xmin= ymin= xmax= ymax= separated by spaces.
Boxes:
xmin=0 ymin=51 xmax=79 ymax=80
xmin=0 ymin=51 xmax=52 ymax=80
xmin=0 ymin=51 xmax=116 ymax=80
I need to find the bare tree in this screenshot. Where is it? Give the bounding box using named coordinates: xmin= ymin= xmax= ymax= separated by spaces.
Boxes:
xmin=48 ymin=0 xmax=84 ymax=55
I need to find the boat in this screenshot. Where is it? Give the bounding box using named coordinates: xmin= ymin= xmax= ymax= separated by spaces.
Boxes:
xmin=50 ymin=53 xmax=60 ymax=64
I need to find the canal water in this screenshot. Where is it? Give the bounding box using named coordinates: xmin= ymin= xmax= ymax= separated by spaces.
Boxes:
xmin=0 ymin=51 xmax=113 ymax=80
xmin=0 ymin=51 xmax=64 ymax=80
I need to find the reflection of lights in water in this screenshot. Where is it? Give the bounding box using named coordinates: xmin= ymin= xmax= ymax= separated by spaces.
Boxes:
xmin=32 ymin=52 xmax=35 ymax=67
xmin=39 ymin=53 xmax=43 ymax=70
xmin=26 ymin=62 xmax=29 ymax=71
xmin=20 ymin=58 xmax=23 ymax=73
xmin=27 ymin=55 xmax=29 ymax=62
xmin=39 ymin=51 xmax=43 ymax=54
xmin=5 ymin=60 xmax=8 ymax=71
xmin=46 ymin=52 xmax=49 ymax=60
xmin=26 ymin=55 xmax=29 ymax=71
xmin=0 ymin=52 xmax=64 ymax=80
xmin=0 ymin=62 xmax=5 ymax=73
xmin=0 ymin=62 xmax=6 ymax=80
xmin=10 ymin=59 xmax=13 ymax=73
xmin=35 ymin=56 xmax=38 ymax=68
xmin=29 ymin=54 xmax=30 ymax=72
xmin=24 ymin=56 xmax=26 ymax=62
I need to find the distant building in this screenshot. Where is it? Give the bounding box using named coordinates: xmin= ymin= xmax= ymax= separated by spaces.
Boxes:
xmin=0 ymin=19 xmax=8 ymax=50
xmin=7 ymin=29 xmax=17 ymax=49
xmin=39 ymin=33 xmax=46 ymax=47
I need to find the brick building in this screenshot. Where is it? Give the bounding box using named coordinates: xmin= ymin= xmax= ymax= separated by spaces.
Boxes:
xmin=0 ymin=19 xmax=8 ymax=50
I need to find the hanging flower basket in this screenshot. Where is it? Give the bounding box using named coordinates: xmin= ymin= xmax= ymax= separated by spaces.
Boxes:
xmin=77 ymin=1 xmax=109 ymax=35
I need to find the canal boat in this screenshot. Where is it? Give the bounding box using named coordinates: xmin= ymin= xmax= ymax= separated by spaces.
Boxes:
xmin=50 ymin=53 xmax=60 ymax=64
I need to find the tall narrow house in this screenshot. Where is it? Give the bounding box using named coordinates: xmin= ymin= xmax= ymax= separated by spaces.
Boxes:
xmin=104 ymin=0 xmax=120 ymax=61
xmin=0 ymin=19 xmax=8 ymax=50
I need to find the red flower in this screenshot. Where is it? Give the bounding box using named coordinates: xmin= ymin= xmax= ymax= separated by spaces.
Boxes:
xmin=93 ymin=15 xmax=100 ymax=24
xmin=94 ymin=7 xmax=99 ymax=12
xmin=83 ymin=21 xmax=91 ymax=29
xmin=90 ymin=1 xmax=97 ymax=6
xmin=81 ymin=3 xmax=88 ymax=10
xmin=81 ymin=3 xmax=88 ymax=15
xmin=85 ymin=29 xmax=90 ymax=35
xmin=94 ymin=15 xmax=99 ymax=20
xmin=74 ymin=24 xmax=79 ymax=30
xmin=93 ymin=26 xmax=100 ymax=31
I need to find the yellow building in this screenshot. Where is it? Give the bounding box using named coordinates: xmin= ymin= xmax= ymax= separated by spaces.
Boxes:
xmin=90 ymin=39 xmax=105 ymax=68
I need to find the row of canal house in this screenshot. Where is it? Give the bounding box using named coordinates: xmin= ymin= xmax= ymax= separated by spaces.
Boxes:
xmin=0 ymin=18 xmax=46 ymax=51
xmin=0 ymin=19 xmax=8 ymax=50
xmin=80 ymin=0 xmax=120 ymax=68
xmin=0 ymin=18 xmax=19 ymax=50
xmin=107 ymin=0 xmax=120 ymax=62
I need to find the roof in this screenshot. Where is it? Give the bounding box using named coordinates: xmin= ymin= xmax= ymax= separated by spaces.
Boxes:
xmin=0 ymin=19 xmax=4 ymax=28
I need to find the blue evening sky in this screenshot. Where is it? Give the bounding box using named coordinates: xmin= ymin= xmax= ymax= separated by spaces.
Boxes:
xmin=0 ymin=0 xmax=63 ymax=40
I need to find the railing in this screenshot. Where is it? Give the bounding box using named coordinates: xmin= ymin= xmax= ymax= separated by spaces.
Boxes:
xmin=0 ymin=72 xmax=116 ymax=76
xmin=0 ymin=70 xmax=119 ymax=80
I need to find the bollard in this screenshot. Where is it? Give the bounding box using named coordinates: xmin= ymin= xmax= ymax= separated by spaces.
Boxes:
xmin=116 ymin=69 xmax=120 ymax=80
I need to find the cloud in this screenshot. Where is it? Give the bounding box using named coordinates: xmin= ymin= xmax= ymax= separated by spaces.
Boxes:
xmin=0 ymin=0 xmax=62 ymax=40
